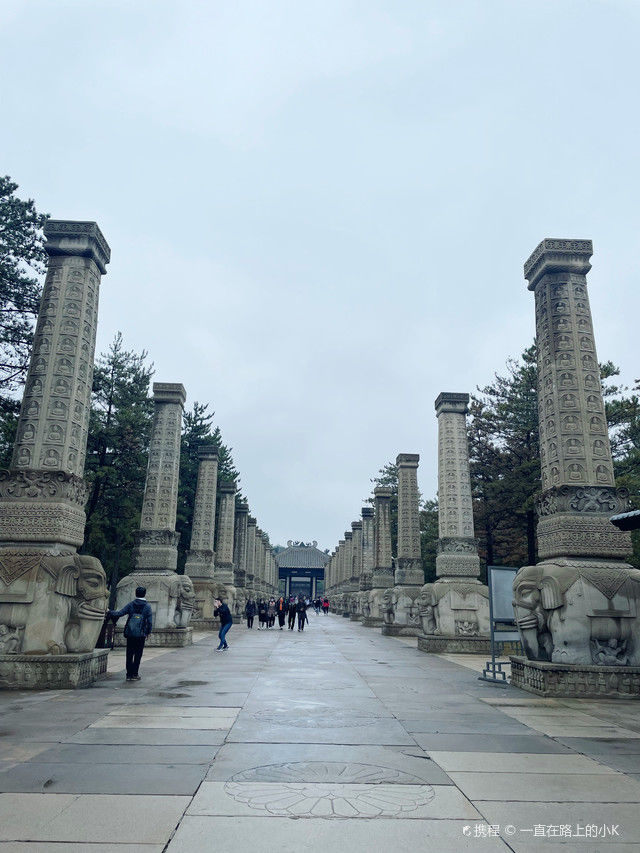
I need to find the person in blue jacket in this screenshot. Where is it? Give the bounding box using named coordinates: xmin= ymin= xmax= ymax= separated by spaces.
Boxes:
xmin=214 ymin=597 xmax=233 ymax=651
xmin=108 ymin=586 xmax=153 ymax=681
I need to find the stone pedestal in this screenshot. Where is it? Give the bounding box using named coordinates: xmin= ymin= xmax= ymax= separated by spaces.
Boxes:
xmin=512 ymin=240 xmax=640 ymax=695
xmin=418 ymin=394 xmax=490 ymax=653
xmin=0 ymin=648 xmax=109 ymax=689
xmin=116 ymin=384 xmax=195 ymax=645
xmin=115 ymin=626 xmax=193 ymax=648
xmin=0 ymin=221 xmax=111 ymax=689
xmin=510 ymin=656 xmax=640 ymax=699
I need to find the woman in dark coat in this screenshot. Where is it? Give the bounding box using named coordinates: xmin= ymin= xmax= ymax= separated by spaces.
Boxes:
xmin=245 ymin=598 xmax=257 ymax=629
xmin=287 ymin=596 xmax=297 ymax=630
xmin=276 ymin=596 xmax=286 ymax=630
xmin=296 ymin=596 xmax=307 ymax=632
xmin=257 ymin=599 xmax=268 ymax=629
xmin=267 ymin=598 xmax=276 ymax=628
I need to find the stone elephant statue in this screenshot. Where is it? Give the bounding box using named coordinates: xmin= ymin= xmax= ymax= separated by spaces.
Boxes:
xmin=418 ymin=581 xmax=490 ymax=637
xmin=513 ymin=560 xmax=640 ymax=666
xmin=0 ymin=551 xmax=107 ymax=655
xmin=170 ymin=575 xmax=196 ymax=628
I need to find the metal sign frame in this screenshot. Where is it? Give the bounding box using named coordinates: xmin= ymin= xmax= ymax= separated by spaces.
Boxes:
xmin=478 ymin=565 xmax=522 ymax=686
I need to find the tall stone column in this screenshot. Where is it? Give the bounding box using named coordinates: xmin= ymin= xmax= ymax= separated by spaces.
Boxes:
xmin=341 ymin=531 xmax=353 ymax=616
xmin=116 ymin=383 xmax=195 ymax=646
xmin=360 ymin=507 xmax=375 ymax=590
xmin=383 ymin=453 xmax=423 ymax=635
xmin=185 ymin=447 xmax=218 ymax=627
xmin=233 ymin=500 xmax=249 ymax=614
xmin=335 ymin=540 xmax=345 ymax=608
xmin=511 ymin=239 xmax=640 ymax=697
xmin=0 ymin=220 xmax=111 ymax=688
xmin=262 ymin=533 xmax=271 ymax=594
xmin=363 ymin=487 xmax=394 ymax=627
xmin=246 ymin=516 xmax=257 ymax=598
xmin=215 ymin=483 xmax=236 ymax=611
xmin=349 ymin=520 xmax=363 ymax=619
xmin=255 ymin=528 xmax=265 ymax=598
xmin=418 ymin=394 xmax=490 ymax=654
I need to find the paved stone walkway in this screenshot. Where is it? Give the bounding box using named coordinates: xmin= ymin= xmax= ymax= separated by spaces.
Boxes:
xmin=1 ymin=614 xmax=639 ymax=851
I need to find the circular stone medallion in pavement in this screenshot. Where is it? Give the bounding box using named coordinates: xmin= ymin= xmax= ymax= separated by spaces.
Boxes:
xmin=224 ymin=762 xmax=434 ymax=818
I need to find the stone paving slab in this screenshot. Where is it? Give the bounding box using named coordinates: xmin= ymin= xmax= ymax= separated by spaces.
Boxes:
xmin=105 ymin=704 xmax=240 ymax=719
xmin=474 ymin=801 xmax=640 ymax=846
xmin=166 ymin=816 xmax=511 ymax=852
xmin=66 ymin=728 xmax=228 ymax=746
xmin=0 ymin=845 xmax=165 ymax=853
xmin=449 ymin=771 xmax=640 ymax=802
xmin=0 ymin=793 xmax=190 ymax=843
xmin=28 ymin=743 xmax=220 ymax=765
xmin=0 ymin=761 xmax=209 ymax=795
xmin=428 ymin=751 xmax=618 ymax=774
xmin=412 ymin=733 xmax=572 ymax=753
xmin=555 ymin=737 xmax=640 ymax=755
xmin=89 ymin=715 xmax=235 ymax=730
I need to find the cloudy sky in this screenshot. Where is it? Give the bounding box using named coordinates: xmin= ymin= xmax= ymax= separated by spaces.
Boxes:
xmin=2 ymin=0 xmax=639 ymax=549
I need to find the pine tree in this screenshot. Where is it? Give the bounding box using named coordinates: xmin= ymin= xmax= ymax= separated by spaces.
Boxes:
xmin=82 ymin=333 xmax=154 ymax=605
xmin=0 ymin=176 xmax=48 ymax=395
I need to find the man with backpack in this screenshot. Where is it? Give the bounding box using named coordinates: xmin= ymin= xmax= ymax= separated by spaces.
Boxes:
xmin=108 ymin=585 xmax=153 ymax=682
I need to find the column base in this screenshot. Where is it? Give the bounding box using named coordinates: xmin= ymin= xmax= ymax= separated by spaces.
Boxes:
xmin=349 ymin=614 xmax=361 ymax=622
xmin=418 ymin=634 xmax=497 ymax=655
xmin=510 ymin=656 xmax=640 ymax=699
xmin=361 ymin=616 xmax=383 ymax=628
xmin=114 ymin=627 xmax=193 ymax=648
xmin=381 ymin=623 xmax=422 ymax=637
xmin=190 ymin=619 xmax=218 ymax=631
xmin=0 ymin=649 xmax=109 ymax=690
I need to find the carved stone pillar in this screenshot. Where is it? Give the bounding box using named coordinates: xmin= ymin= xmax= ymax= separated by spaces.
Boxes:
xmin=511 ymin=239 xmax=640 ymax=696
xmin=215 ymin=483 xmax=236 ymax=612
xmin=349 ymin=521 xmax=363 ymax=619
xmin=116 ymin=383 xmax=194 ymax=646
xmin=363 ymin=487 xmax=394 ymax=627
xmin=0 ymin=220 xmax=111 ymax=688
xmin=245 ymin=516 xmax=257 ymax=598
xmin=232 ymin=500 xmax=249 ymax=614
xmin=185 ymin=447 xmax=218 ymax=627
xmin=383 ymin=454 xmax=423 ymax=635
xmin=254 ymin=528 xmax=265 ymax=598
xmin=360 ymin=507 xmax=375 ymax=591
xmin=418 ymin=394 xmax=490 ymax=654
xmin=341 ymin=531 xmax=353 ymax=616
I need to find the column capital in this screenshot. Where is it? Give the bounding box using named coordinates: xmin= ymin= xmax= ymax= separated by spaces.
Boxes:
xmin=197 ymin=445 xmax=218 ymax=462
xmin=435 ymin=392 xmax=469 ymax=416
xmin=524 ymin=237 xmax=593 ymax=290
xmin=44 ymin=219 xmax=111 ymax=274
xmin=218 ymin=482 xmax=236 ymax=495
xmin=361 ymin=506 xmax=374 ymax=518
xmin=344 ymin=531 xmax=353 ymax=540
xmin=396 ymin=453 xmax=419 ymax=467
xmin=373 ymin=486 xmax=393 ymax=499
xmin=235 ymin=499 xmax=249 ymax=514
xmin=152 ymin=383 xmax=186 ymax=406
xmin=351 ymin=520 xmax=362 ymax=531
xmin=247 ymin=516 xmax=257 ymax=527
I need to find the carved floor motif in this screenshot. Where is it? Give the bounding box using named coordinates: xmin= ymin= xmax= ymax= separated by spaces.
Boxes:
xmin=225 ymin=761 xmax=434 ymax=817
xmin=252 ymin=708 xmax=377 ymax=728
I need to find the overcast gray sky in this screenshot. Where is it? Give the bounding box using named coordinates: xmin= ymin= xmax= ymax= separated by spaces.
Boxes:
xmin=2 ymin=0 xmax=639 ymax=549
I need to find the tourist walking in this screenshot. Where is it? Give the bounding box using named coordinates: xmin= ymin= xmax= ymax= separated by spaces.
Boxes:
xmin=287 ymin=596 xmax=297 ymax=630
xmin=322 ymin=597 xmax=329 ymax=615
xmin=296 ymin=595 xmax=307 ymax=632
xmin=108 ymin=585 xmax=153 ymax=681
xmin=258 ymin=599 xmax=268 ymax=629
xmin=267 ymin=597 xmax=276 ymax=628
xmin=245 ymin=597 xmax=257 ymax=629
xmin=276 ymin=595 xmax=286 ymax=629
xmin=214 ymin=597 xmax=232 ymax=651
